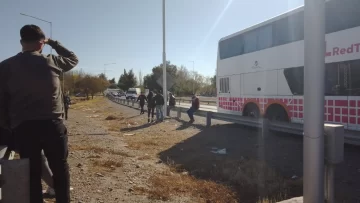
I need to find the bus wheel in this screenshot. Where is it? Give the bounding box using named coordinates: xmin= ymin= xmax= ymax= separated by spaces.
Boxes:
xmin=243 ymin=103 xmax=260 ymax=119
xmin=265 ymin=104 xmax=289 ymax=122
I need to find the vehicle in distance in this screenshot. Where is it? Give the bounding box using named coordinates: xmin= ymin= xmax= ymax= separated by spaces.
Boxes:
xmin=217 ymin=0 xmax=360 ymax=131
xmin=126 ymin=88 xmax=141 ymax=100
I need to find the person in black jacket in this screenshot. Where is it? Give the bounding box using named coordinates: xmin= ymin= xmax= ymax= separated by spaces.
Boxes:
xmin=136 ymin=92 xmax=148 ymax=115
xmin=63 ymin=94 xmax=71 ymax=120
xmin=147 ymin=91 xmax=156 ymax=123
xmin=154 ymin=90 xmax=165 ymax=122
xmin=167 ymin=92 xmax=176 ymax=116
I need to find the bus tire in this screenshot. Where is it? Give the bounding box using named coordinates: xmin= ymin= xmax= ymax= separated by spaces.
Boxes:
xmin=265 ymin=104 xmax=289 ymax=122
xmin=243 ymin=103 xmax=260 ymax=119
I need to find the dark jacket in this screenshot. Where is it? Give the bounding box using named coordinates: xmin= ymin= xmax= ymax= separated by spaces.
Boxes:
xmin=136 ymin=94 xmax=147 ymax=105
xmin=154 ymin=93 xmax=164 ymax=106
xmin=147 ymin=92 xmax=156 ymax=108
xmin=0 ymin=40 xmax=78 ymax=129
xmin=0 ymin=127 xmax=14 ymax=151
xmin=169 ymin=95 xmax=176 ymax=106
xmin=192 ymin=97 xmax=200 ymax=110
xmin=64 ymin=95 xmax=71 ymax=108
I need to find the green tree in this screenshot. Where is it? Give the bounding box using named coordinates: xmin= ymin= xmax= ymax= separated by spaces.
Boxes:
xmin=143 ymin=61 xmax=177 ymax=92
xmin=109 ymin=78 xmax=116 ymax=84
xmin=118 ymin=69 xmax=137 ymax=91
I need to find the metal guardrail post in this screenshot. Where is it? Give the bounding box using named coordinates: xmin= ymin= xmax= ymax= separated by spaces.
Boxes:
xmin=177 ymin=108 xmax=181 ymax=118
xmin=206 ymin=111 xmax=212 ymax=127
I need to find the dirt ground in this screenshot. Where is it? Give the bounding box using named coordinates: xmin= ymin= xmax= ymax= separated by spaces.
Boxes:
xmin=43 ymin=97 xmax=360 ymax=203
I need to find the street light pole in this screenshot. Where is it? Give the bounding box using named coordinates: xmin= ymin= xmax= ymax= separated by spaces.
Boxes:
xmin=189 ymin=61 xmax=195 ymax=94
xmin=162 ymin=0 xmax=167 ymax=113
xmin=303 ymin=0 xmax=326 ymax=202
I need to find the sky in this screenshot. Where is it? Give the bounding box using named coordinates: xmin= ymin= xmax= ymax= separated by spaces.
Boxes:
xmin=0 ymin=0 xmax=303 ymax=82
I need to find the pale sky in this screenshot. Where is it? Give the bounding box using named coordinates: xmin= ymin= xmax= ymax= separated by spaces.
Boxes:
xmin=0 ymin=0 xmax=303 ymax=81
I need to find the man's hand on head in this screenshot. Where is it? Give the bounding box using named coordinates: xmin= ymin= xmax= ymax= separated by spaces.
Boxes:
xmin=42 ymin=38 xmax=50 ymax=44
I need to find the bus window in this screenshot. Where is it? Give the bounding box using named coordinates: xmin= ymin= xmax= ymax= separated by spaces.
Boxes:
xmin=283 ymin=67 xmax=304 ymax=95
xmin=219 ymin=35 xmax=244 ymax=59
xmin=326 ymin=0 xmax=360 ymax=34
xmin=219 ymin=77 xmax=230 ymax=93
xmin=244 ymin=30 xmax=257 ymax=54
xmin=257 ymin=25 xmax=273 ymax=50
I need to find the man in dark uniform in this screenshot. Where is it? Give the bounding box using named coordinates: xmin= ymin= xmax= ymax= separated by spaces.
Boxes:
xmin=146 ymin=91 xmax=156 ymax=123
xmin=0 ymin=25 xmax=78 ymax=203
xmin=136 ymin=92 xmax=147 ymax=114
xmin=63 ymin=93 xmax=71 ymax=120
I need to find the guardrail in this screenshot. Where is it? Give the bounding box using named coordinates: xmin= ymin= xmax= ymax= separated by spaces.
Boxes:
xmin=176 ymin=98 xmax=216 ymax=106
xmin=107 ymin=95 xmax=360 ymax=146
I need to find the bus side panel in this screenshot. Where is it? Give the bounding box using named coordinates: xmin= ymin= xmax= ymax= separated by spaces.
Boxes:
xmin=230 ymin=75 xmax=241 ymax=98
xmin=242 ymin=70 xmax=278 ymax=96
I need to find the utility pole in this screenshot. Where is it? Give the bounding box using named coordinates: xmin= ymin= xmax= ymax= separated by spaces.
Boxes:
xmin=303 ymin=0 xmax=326 ymax=202
xmin=162 ymin=0 xmax=167 ymax=112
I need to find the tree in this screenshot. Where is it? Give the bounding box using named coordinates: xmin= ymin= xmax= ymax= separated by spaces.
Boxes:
xmin=109 ymin=78 xmax=116 ymax=84
xmin=117 ymin=69 xmax=137 ymax=91
xmin=143 ymin=61 xmax=177 ymax=93
xmin=77 ymin=74 xmax=109 ymax=99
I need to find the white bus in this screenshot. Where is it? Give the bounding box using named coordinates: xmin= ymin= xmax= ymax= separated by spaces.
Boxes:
xmin=217 ymin=0 xmax=360 ymax=130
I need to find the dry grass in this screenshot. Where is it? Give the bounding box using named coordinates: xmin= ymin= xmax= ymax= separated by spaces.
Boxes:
xmin=70 ymin=144 xmax=132 ymax=157
xmin=133 ymin=169 xmax=237 ymax=202
xmin=93 ymin=159 xmax=123 ymax=169
xmin=137 ymin=154 xmax=152 ymax=160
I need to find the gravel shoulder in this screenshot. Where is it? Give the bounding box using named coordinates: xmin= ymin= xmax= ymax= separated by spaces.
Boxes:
xmin=43 ymin=97 xmax=360 ymax=203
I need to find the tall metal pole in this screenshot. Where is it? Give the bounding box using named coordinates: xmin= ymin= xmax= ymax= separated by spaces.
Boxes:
xmin=162 ymin=0 xmax=167 ymax=113
xmin=303 ymin=0 xmax=325 ymax=202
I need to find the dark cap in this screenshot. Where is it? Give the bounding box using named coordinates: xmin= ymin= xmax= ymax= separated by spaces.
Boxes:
xmin=20 ymin=25 xmax=46 ymax=42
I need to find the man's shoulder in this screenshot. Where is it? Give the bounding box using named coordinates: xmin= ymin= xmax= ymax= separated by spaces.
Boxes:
xmin=0 ymin=54 xmax=20 ymax=74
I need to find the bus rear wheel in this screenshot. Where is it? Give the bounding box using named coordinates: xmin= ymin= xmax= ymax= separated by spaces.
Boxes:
xmin=265 ymin=104 xmax=289 ymax=122
xmin=243 ymin=103 xmax=260 ymax=119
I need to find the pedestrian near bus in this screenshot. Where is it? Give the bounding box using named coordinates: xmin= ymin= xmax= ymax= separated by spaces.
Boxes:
xmin=63 ymin=94 xmax=71 ymax=120
xmin=147 ymin=91 xmax=156 ymax=123
xmin=154 ymin=90 xmax=165 ymax=122
xmin=187 ymin=94 xmax=200 ymax=123
xmin=136 ymin=92 xmax=148 ymax=115
xmin=167 ymin=92 xmax=176 ymax=116
xmin=0 ymin=25 xmax=78 ymax=203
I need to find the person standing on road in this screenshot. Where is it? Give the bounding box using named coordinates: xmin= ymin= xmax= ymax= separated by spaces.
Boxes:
xmin=147 ymin=91 xmax=156 ymax=123
xmin=187 ymin=94 xmax=200 ymax=123
xmin=0 ymin=25 xmax=78 ymax=203
xmin=154 ymin=90 xmax=165 ymax=122
xmin=136 ymin=92 xmax=148 ymax=115
xmin=63 ymin=93 xmax=71 ymax=120
xmin=167 ymin=92 xmax=176 ymax=116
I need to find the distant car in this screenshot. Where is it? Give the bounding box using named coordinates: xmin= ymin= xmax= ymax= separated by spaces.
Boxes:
xmin=126 ymin=88 xmax=141 ymax=100
xmin=75 ymin=92 xmax=86 ymax=97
